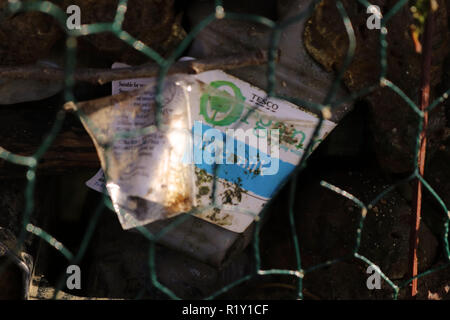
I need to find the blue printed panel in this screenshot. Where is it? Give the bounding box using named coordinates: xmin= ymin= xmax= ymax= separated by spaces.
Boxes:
xmin=192 ymin=122 xmax=295 ymax=199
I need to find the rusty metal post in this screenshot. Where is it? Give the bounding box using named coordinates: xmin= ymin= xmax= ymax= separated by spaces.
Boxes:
xmin=409 ymin=2 xmax=435 ymax=298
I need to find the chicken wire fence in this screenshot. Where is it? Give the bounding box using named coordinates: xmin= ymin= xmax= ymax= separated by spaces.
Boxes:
xmin=0 ymin=0 xmax=449 ymax=300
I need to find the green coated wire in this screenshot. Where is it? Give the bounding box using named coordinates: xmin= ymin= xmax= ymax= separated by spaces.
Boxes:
xmin=0 ymin=0 xmax=448 ymax=300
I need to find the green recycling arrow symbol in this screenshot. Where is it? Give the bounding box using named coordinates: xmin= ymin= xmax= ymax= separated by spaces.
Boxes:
xmin=199 ymin=80 xmax=245 ymax=126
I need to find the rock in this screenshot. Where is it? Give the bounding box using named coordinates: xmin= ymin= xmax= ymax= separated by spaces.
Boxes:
xmin=260 ymin=159 xmax=440 ymax=299
xmin=29 ymin=276 xmax=106 ymax=300
xmin=0 ymin=177 xmax=60 ymax=299
xmin=68 ymin=0 xmax=186 ymax=65
xmin=317 ymin=102 xmax=368 ymax=157
xmin=422 ymin=130 xmax=450 ymax=240
xmin=0 ymin=98 xmax=99 ymax=176
xmin=0 ymin=228 xmax=33 ymax=299
xmin=84 ymin=206 xmax=254 ymax=299
xmin=0 ymin=59 xmax=64 ymax=105
xmin=0 ymin=0 xmax=62 ymax=65
xmin=187 ymin=0 xmax=353 ymax=123
xmin=0 ymin=78 xmax=62 ymax=105
xmin=303 ymin=260 xmax=393 ymax=299
xmin=145 ymin=215 xmax=255 ymax=268
xmin=303 ymin=0 xmax=449 ymax=173
xmin=186 ymin=0 xmax=278 ymax=27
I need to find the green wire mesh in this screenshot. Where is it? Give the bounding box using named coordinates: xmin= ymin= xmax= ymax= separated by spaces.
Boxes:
xmin=0 ymin=0 xmax=449 ymax=300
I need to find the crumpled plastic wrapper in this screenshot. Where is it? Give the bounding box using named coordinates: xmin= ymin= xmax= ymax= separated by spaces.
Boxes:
xmin=70 ymin=70 xmax=336 ymax=233
xmin=66 ymin=75 xmax=197 ymax=229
